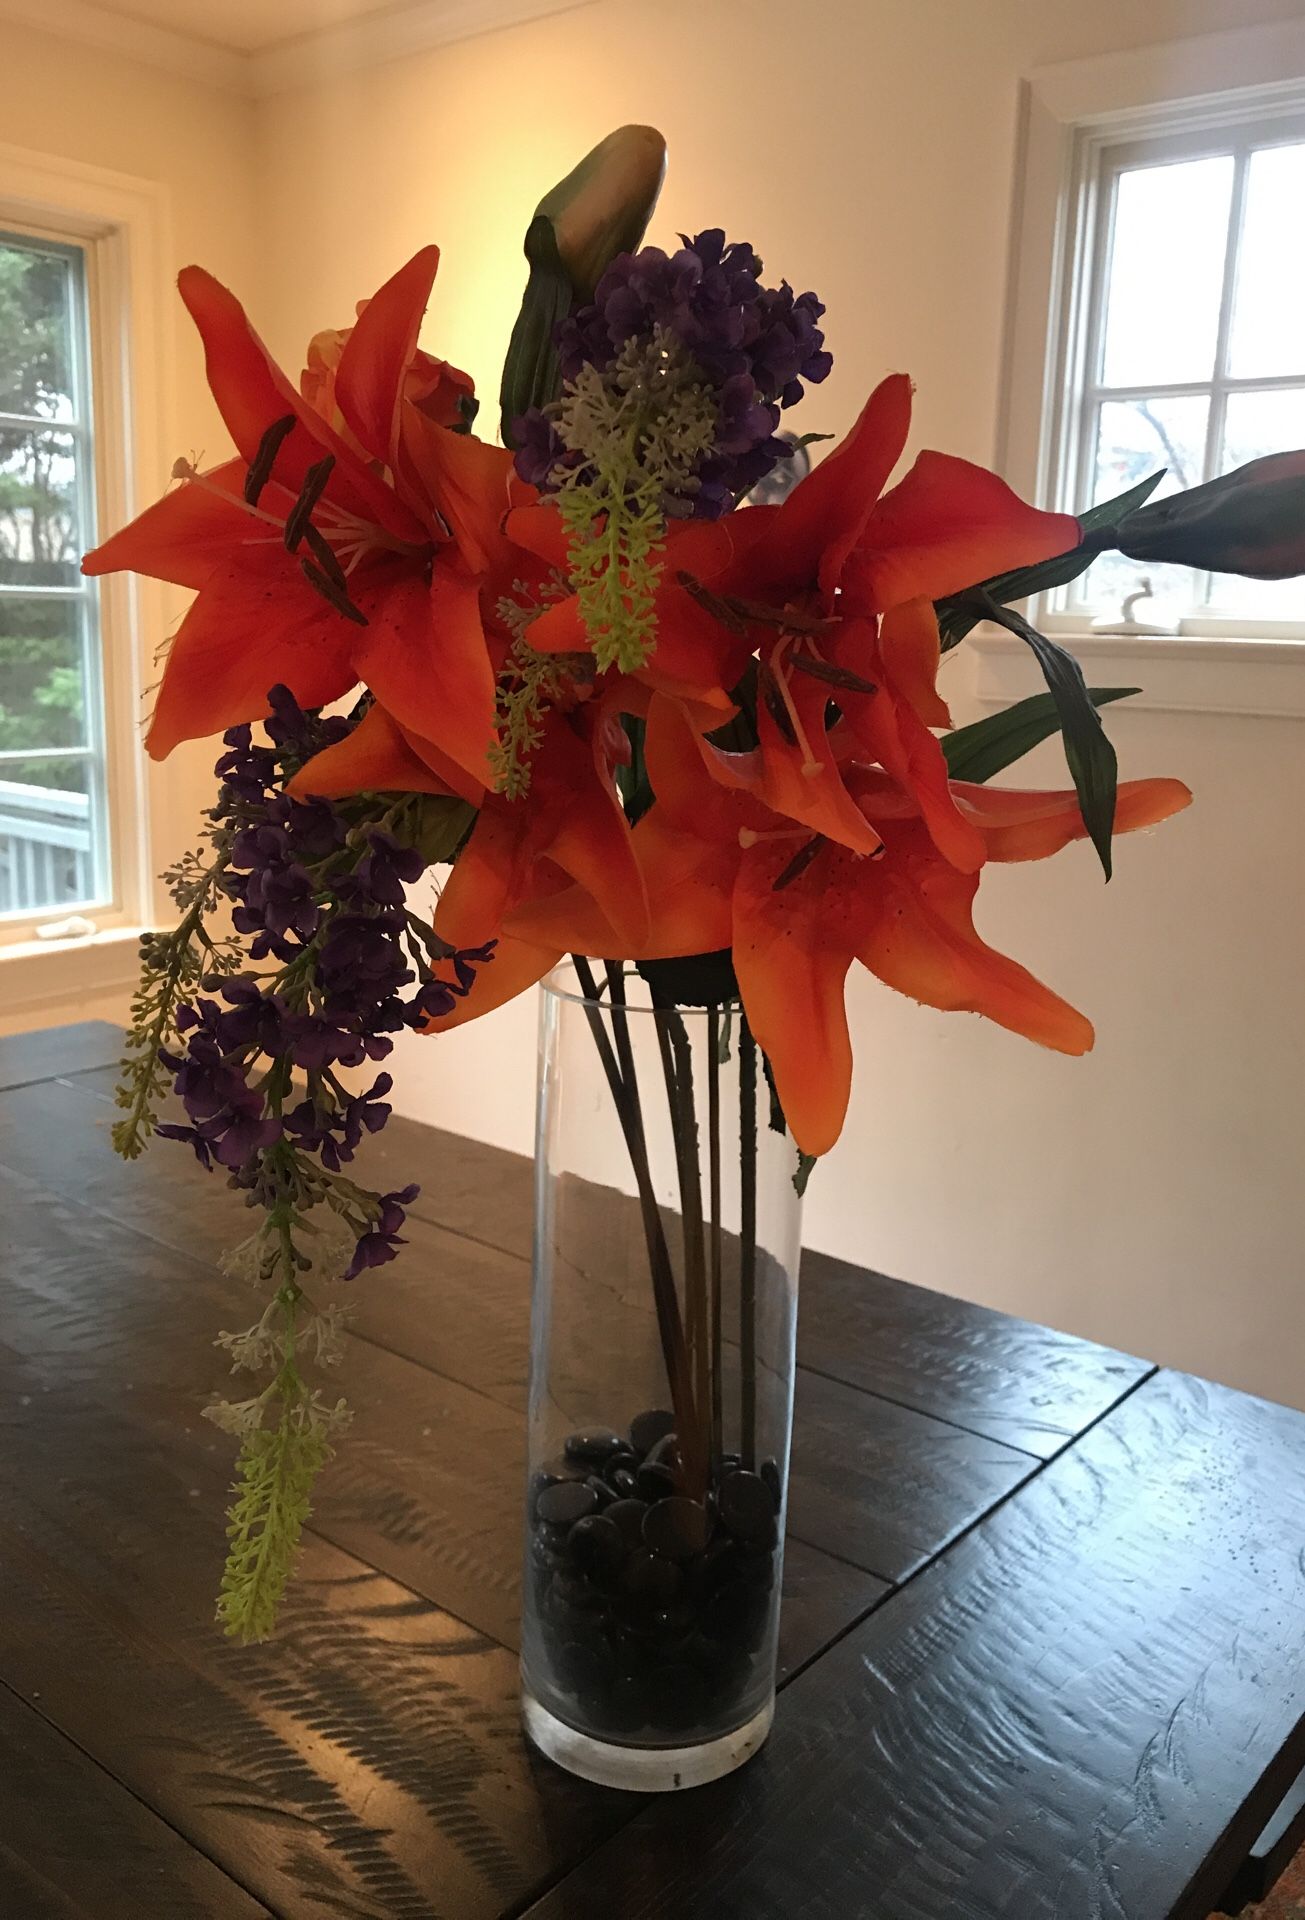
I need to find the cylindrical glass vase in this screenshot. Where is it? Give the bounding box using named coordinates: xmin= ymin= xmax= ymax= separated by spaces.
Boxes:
xmin=520 ymin=961 xmax=803 ymax=1791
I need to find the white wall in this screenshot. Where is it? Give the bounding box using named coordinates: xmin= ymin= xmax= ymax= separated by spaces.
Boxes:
xmin=6 ymin=0 xmax=1304 ymax=1407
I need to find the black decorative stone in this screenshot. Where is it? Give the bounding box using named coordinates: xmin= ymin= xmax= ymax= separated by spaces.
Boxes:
xmin=606 ymin=1499 xmax=650 ymax=1549
xmin=563 ymin=1429 xmax=624 ymax=1466
xmin=636 ymin=1460 xmax=678 ymax=1503
xmin=629 ymin=1408 xmax=677 ymax=1456
xmin=536 ymin=1480 xmax=598 ymax=1528
xmin=568 ymin=1513 xmax=625 ymax=1580
xmin=621 ymin=1550 xmax=683 ymax=1609
xmin=718 ymin=1469 xmax=779 ymax=1548
xmin=642 ymin=1497 xmax=711 ymax=1562
xmin=528 ymin=1408 xmax=783 ymax=1748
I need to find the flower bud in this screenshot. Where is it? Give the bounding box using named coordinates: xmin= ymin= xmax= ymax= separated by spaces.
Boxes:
xmin=537 ymin=125 xmax=668 ymax=297
xmin=1115 ymin=450 xmax=1305 ymax=579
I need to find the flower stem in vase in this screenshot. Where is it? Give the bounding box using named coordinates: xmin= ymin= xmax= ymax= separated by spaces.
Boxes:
xmin=707 ymin=1006 xmax=724 ymax=1478
xmin=739 ymin=1018 xmax=758 ymax=1472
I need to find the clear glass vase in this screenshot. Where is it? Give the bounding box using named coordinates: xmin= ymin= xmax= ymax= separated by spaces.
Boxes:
xmin=520 ymin=960 xmax=804 ymax=1791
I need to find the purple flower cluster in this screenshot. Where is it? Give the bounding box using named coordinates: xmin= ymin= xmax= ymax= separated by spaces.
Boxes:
xmin=515 ymin=229 xmax=832 ymax=518
xmin=156 ymin=686 xmax=494 ymax=1278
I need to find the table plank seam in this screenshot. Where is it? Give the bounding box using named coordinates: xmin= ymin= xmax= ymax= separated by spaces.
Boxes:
xmin=0 ymin=1673 xmax=276 ymax=1918
xmin=792 ymin=1358 xmax=1049 ymax=1462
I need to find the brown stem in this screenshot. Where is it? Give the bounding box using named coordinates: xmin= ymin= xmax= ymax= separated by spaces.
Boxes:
xmin=650 ymin=992 xmax=710 ymax=1496
xmin=586 ymin=960 xmax=700 ymax=1486
xmin=739 ymin=1017 xmax=758 ymax=1470
xmin=708 ymin=1007 xmax=724 ymax=1474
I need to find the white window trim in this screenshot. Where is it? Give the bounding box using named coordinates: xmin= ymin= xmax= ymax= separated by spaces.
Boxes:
xmin=994 ymin=17 xmax=1305 ymax=718
xmin=0 ymin=140 xmax=174 ymax=1001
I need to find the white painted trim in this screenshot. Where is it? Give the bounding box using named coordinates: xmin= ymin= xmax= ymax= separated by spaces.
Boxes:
xmin=0 ymin=0 xmax=595 ymax=97
xmin=972 ymin=628 xmax=1305 ymax=722
xmin=0 ymin=924 xmax=143 ymax=1018
xmin=252 ymin=0 xmax=598 ymax=96
xmin=0 ymin=141 xmax=176 ymax=944
xmin=0 ymin=0 xmax=249 ymax=93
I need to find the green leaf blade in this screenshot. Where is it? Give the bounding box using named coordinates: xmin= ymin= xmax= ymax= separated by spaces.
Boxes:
xmin=942 ymin=687 xmax=1139 ymax=784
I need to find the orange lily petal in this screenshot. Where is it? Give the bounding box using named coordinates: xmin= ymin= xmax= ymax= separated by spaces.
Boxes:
xmin=146 ymin=550 xmax=356 ymax=759
xmin=843 ymin=451 xmax=1080 ymax=612
xmin=725 ymin=374 xmax=912 ymax=603
xmin=352 ymin=565 xmax=495 ymax=790
xmin=423 ymin=929 xmax=561 ymax=1033
xmin=398 ymin=405 xmax=518 ymax=575
xmin=288 ymin=700 xmax=462 ymax=801
xmin=334 ymin=246 xmax=440 ymax=471
xmin=177 ymin=266 xmax=423 ymax=543
xmin=82 ymin=460 xmax=291 ymax=590
xmin=955 ymin=776 xmax=1193 ymax=862
xmin=874 ymin=595 xmax=953 ymax=730
xmin=854 ymin=829 xmax=1094 ymax=1055
xmin=732 ymin=839 xmax=856 ymax=1158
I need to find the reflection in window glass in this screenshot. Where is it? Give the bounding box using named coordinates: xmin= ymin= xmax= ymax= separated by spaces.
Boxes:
xmin=0 ymin=232 xmax=106 ymax=918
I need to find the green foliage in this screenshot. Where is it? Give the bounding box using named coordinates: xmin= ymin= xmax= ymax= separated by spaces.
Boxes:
xmin=112 ymin=848 xmax=236 ymax=1159
xmin=552 ymin=332 xmax=717 ymax=673
xmin=793 ymin=1151 xmax=817 ymax=1197
xmin=490 ymin=627 xmax=570 ymax=799
xmin=975 ymin=597 xmax=1123 ymax=879
xmin=216 ymin=1393 xmax=340 ymax=1644
xmin=942 ymin=687 xmax=1140 ymax=784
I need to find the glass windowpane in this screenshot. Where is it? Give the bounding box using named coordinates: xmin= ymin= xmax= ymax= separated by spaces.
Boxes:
xmin=0 ymin=425 xmax=83 ymax=586
xmin=0 ymin=596 xmax=89 ymax=754
xmin=1100 ymin=156 xmax=1234 ymax=389
xmin=0 ymin=237 xmax=78 ymax=422
xmin=1208 ymin=387 xmax=1305 ymax=617
xmin=1072 ymin=396 xmax=1208 ymax=617
xmin=0 ymin=753 xmax=95 ymax=914
xmin=1228 ymin=143 xmax=1305 ymax=379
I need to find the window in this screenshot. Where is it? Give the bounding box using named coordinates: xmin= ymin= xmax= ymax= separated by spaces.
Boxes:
xmin=1045 ymin=107 xmax=1305 ymax=638
xmin=0 ymin=227 xmax=109 ymax=920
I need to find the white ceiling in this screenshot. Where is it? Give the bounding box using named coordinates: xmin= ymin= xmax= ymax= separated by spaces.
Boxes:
xmin=91 ymin=0 xmax=417 ymax=54
xmin=0 ymin=0 xmax=593 ymax=83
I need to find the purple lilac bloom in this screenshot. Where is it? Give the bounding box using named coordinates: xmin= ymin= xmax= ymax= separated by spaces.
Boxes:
xmin=345 ymin=1185 xmax=420 ymax=1279
xmin=515 ymin=229 xmax=832 ymax=518
xmin=158 ymin=688 xmax=495 ymax=1278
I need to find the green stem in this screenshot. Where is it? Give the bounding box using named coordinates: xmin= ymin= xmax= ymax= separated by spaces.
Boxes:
xmin=707 ymin=1006 xmax=724 ymax=1475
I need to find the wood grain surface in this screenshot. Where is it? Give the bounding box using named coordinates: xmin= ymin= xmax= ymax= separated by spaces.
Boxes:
xmin=0 ymin=1021 xmax=1293 ymax=1920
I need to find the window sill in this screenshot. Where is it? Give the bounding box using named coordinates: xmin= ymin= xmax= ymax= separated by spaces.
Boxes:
xmin=0 ymin=923 xmax=143 ymax=1020
xmin=971 ymin=627 xmax=1305 ymax=719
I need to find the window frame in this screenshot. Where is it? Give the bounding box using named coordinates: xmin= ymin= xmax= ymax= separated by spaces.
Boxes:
xmin=996 ymin=21 xmax=1305 ymax=712
xmin=0 ymin=222 xmax=113 ymax=922
xmin=0 ymin=141 xmax=171 ymax=970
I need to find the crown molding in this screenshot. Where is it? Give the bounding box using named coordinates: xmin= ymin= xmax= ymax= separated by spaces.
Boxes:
xmin=0 ymin=0 xmax=595 ymax=98
xmin=0 ymin=0 xmax=251 ymax=93
xmin=252 ymin=0 xmax=597 ymax=96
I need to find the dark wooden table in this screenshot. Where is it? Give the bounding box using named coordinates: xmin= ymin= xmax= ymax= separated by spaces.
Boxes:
xmin=3 ymin=1020 xmax=1304 ymax=1920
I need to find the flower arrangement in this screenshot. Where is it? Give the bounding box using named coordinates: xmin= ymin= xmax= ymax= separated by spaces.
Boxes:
xmin=85 ymin=127 xmax=1305 ymax=1648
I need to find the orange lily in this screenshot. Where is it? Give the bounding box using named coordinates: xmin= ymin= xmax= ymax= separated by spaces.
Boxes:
xmin=83 ymin=249 xmax=516 ymax=780
xmin=490 ymin=698 xmax=1191 ymax=1154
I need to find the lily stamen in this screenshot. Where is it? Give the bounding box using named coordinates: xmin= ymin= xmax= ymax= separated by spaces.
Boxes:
xmin=769 ymin=638 xmax=823 ymax=778
xmin=738 ymin=826 xmax=808 ymax=850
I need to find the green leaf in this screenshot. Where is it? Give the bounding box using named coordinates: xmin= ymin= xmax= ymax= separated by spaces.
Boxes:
xmin=793 ymin=1151 xmax=816 ymax=1197
xmin=405 ymin=794 xmax=475 ymax=867
xmin=936 ymin=470 xmax=1167 ymax=649
xmin=973 ymin=598 xmax=1121 ymax=879
xmin=499 ymin=215 xmax=572 ymax=447
xmin=942 ymin=687 xmax=1139 ymax=784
